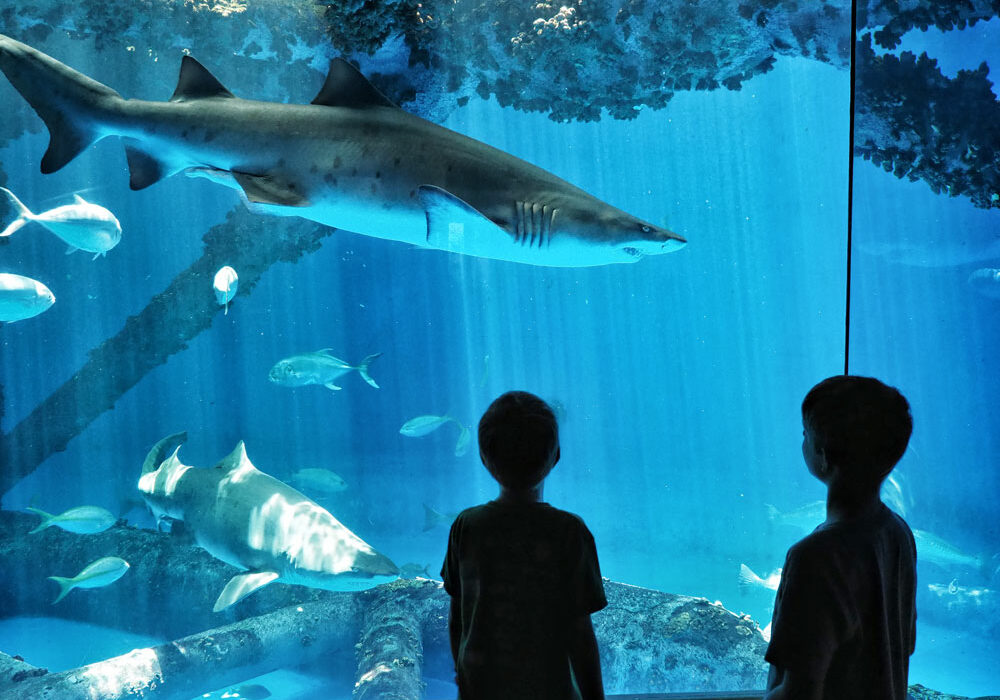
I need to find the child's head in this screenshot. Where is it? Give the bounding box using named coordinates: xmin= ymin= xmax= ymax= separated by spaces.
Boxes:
xmin=802 ymin=375 xmax=912 ymax=487
xmin=478 ymin=391 xmax=560 ymax=490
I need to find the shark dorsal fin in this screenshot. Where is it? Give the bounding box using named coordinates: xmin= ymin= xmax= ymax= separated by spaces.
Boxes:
xmin=170 ymin=56 xmax=235 ymax=102
xmin=311 ymin=59 xmax=397 ymax=109
xmin=217 ymin=440 xmax=253 ymax=472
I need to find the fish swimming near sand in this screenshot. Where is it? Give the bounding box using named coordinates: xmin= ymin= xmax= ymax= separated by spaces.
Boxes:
xmin=138 ymin=434 xmax=398 ymax=611
xmin=48 ymin=556 xmax=130 ymax=604
xmin=0 ymin=272 xmax=55 ymax=322
xmin=0 ymin=34 xmax=685 ymax=266
xmin=268 ymin=350 xmax=380 ymax=391
xmin=0 ymin=187 xmax=121 ymax=258
xmin=27 ymin=505 xmax=116 ymax=534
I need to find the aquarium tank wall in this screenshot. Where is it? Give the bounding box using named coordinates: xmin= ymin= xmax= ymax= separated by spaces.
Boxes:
xmin=0 ymin=1 xmax=998 ymax=698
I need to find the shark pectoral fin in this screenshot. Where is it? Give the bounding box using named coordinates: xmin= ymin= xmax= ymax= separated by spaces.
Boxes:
xmin=418 ymin=185 xmax=512 ymax=256
xmin=324 ymin=383 xmax=342 ymax=391
xmin=232 ymin=172 xmax=309 ymax=207
xmin=213 ymin=571 xmax=280 ymax=612
xmin=125 ymin=144 xmax=169 ymax=190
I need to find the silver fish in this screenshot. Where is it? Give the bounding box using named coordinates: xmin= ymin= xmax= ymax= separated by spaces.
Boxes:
xmin=290 ymin=467 xmax=348 ymax=496
xmin=27 ymin=505 xmax=116 ymax=534
xmin=48 ymin=556 xmax=130 ymax=604
xmin=0 ymin=272 xmax=54 ymax=322
xmin=1 ymin=187 xmax=121 ymax=258
xmin=268 ymin=349 xmax=380 ymax=391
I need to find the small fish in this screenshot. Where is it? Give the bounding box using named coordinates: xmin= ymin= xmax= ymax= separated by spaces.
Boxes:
xmin=968 ymin=267 xmax=1000 ymax=300
xmin=401 ymin=414 xmax=471 ymax=456
xmin=399 ymin=563 xmax=432 ymax=579
xmin=1 ymin=187 xmax=121 ymax=259
xmin=48 ymin=556 xmax=130 ymax=604
xmin=213 ymin=265 xmax=238 ymax=314
xmin=913 ymin=529 xmax=984 ymax=572
xmin=399 ymin=414 xmax=457 ymax=437
xmin=764 ymin=501 xmax=825 ymax=533
xmin=423 ymin=503 xmax=460 ymax=532
xmin=0 ymin=272 xmax=55 ymax=322
xmin=290 ymin=468 xmax=348 ymax=496
xmin=27 ymin=505 xmax=116 ymax=534
xmin=454 ymin=423 xmax=472 ymax=457
xmin=738 ymin=563 xmax=782 ymax=592
xmin=221 ymin=684 xmax=272 ymax=700
xmin=268 ymin=350 xmax=380 ymax=391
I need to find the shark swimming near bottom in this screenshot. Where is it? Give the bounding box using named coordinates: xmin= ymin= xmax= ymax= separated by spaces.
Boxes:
xmin=0 ymin=34 xmax=685 ymax=267
xmin=138 ymin=433 xmax=399 ymax=611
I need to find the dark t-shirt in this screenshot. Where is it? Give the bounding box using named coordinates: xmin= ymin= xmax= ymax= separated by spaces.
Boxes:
xmin=441 ymin=500 xmax=607 ymax=700
xmin=765 ymin=503 xmax=917 ymax=700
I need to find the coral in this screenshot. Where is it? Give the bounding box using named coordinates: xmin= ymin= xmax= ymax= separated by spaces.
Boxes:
xmin=861 ymin=0 xmax=1000 ymax=50
xmin=854 ymin=33 xmax=1000 ymax=210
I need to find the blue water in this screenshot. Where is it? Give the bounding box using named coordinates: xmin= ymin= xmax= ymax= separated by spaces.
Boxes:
xmin=1 ymin=14 xmax=998 ymax=700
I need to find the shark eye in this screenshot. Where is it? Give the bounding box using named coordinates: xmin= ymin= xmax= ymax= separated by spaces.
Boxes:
xmin=640 ymin=224 xmax=651 ymax=234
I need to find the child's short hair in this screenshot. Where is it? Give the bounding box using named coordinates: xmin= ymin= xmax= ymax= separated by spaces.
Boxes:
xmin=802 ymin=375 xmax=912 ymax=483
xmin=478 ymin=391 xmax=559 ymax=489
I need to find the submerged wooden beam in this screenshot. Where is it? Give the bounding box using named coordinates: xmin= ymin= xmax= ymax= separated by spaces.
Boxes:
xmin=0 ymin=598 xmax=358 ymax=700
xmin=0 ymin=208 xmax=332 ymax=498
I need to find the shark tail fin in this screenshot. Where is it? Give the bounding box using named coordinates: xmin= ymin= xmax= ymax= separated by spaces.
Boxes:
xmin=356 ymin=353 xmax=382 ymax=389
xmin=48 ymin=575 xmax=76 ymax=604
xmin=423 ymin=503 xmax=443 ymax=532
xmin=738 ymin=563 xmax=762 ymax=590
xmin=0 ymin=187 xmax=34 ymax=237
xmin=25 ymin=506 xmax=55 ymax=534
xmin=141 ymin=432 xmax=188 ymax=476
xmin=0 ymin=35 xmax=121 ymax=173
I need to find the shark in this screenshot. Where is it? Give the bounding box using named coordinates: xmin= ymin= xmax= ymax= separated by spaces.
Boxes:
xmin=138 ymin=432 xmax=399 ymax=611
xmin=0 ymin=34 xmax=686 ymax=267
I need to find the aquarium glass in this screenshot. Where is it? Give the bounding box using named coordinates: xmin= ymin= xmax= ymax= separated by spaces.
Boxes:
xmin=0 ymin=3 xmax=997 ymax=699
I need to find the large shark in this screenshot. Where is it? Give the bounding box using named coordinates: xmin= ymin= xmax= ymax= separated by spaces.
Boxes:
xmin=0 ymin=34 xmax=685 ymax=266
xmin=138 ymin=433 xmax=399 ymax=611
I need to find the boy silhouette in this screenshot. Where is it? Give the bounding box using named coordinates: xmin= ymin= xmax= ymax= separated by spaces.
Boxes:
xmin=765 ymin=375 xmax=917 ymax=700
xmin=441 ymin=391 xmax=607 ymax=700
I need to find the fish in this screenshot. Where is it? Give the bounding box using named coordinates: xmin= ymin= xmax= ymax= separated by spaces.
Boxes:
xmin=0 ymin=272 xmax=55 ymax=322
xmin=399 ymin=414 xmax=457 ymax=437
xmin=738 ymin=563 xmax=782 ymax=593
xmin=26 ymin=505 xmax=116 ymax=534
xmin=881 ymin=472 xmax=910 ymax=517
xmin=213 ymin=265 xmax=238 ymax=314
xmin=0 ymin=187 xmax=121 ymax=259
xmin=764 ymin=501 xmax=825 ymax=533
xmin=289 ymin=467 xmax=348 ymax=496
xmin=423 ymin=503 xmax=460 ymax=532
xmin=968 ymin=267 xmax=1000 ymax=299
xmin=268 ymin=350 xmax=380 ymax=391
xmin=48 ymin=556 xmax=130 ymax=604
xmin=0 ymin=34 xmax=686 ymax=267
xmin=454 ymin=423 xmax=472 ymax=457
xmin=913 ymin=529 xmax=985 ymax=573
xmin=400 ymin=414 xmax=471 ymax=457
xmin=221 ymin=685 xmax=272 ymax=700
xmin=399 ymin=563 xmax=432 ymax=579
xmin=138 ymin=435 xmax=398 ymax=611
